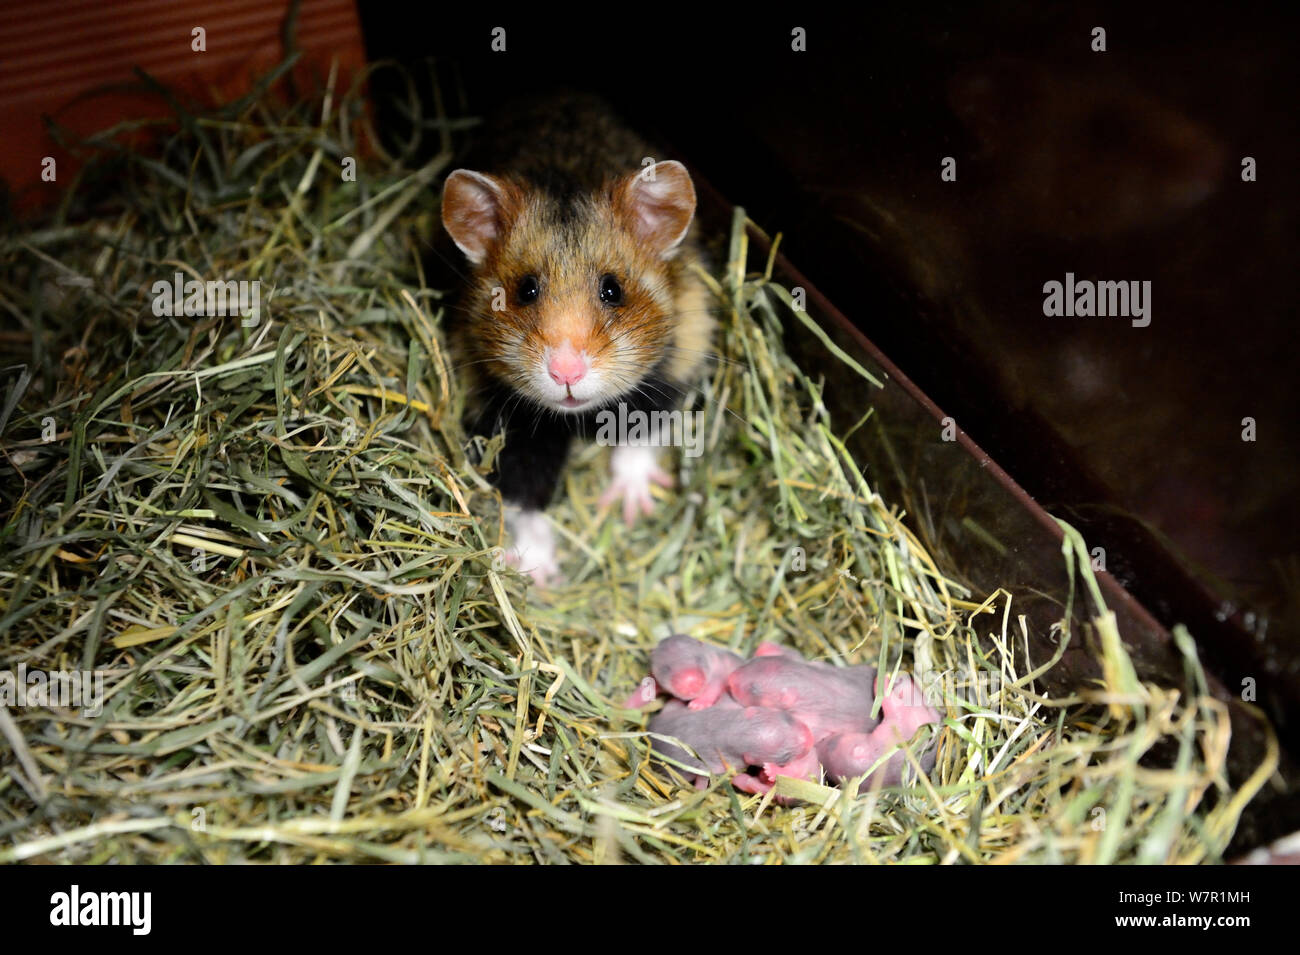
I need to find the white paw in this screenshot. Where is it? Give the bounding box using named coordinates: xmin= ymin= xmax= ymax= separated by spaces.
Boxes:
xmin=598 ymin=445 xmax=674 ymax=525
xmin=503 ymin=508 xmax=561 ymax=587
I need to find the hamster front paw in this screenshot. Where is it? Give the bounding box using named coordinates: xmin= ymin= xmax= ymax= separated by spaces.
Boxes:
xmin=599 ymin=445 xmax=673 ymax=525
xmin=503 ymin=507 xmax=562 ymax=587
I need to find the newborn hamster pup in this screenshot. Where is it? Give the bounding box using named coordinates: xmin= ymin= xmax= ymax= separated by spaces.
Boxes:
xmin=818 ymin=725 xmax=938 ymax=791
xmin=651 ymin=634 xmax=744 ymax=709
xmin=648 ymin=698 xmax=815 ymax=790
xmin=818 ymin=732 xmax=900 ymax=789
xmin=440 ymin=95 xmax=715 ymax=584
xmin=819 ymin=673 xmax=941 ymax=790
xmin=727 ymin=656 xmax=880 ymax=742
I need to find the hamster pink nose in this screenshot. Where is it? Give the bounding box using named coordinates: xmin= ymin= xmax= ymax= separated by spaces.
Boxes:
xmin=547 ymin=349 xmax=587 ymax=387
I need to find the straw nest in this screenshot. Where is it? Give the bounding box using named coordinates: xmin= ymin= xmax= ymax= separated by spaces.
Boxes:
xmin=0 ymin=67 xmax=1275 ymax=863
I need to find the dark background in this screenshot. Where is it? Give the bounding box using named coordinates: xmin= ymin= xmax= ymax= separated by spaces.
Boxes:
xmin=355 ymin=3 xmax=1300 ymax=777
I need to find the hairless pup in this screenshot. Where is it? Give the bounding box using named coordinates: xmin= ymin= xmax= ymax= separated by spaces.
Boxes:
xmin=651 ymin=634 xmax=745 ymax=710
xmin=727 ymin=656 xmax=880 ymax=742
xmin=648 ymin=698 xmax=815 ymax=793
xmin=818 ymin=673 xmax=941 ymax=790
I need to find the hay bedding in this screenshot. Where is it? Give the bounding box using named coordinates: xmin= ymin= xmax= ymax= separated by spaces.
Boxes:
xmin=0 ymin=71 xmax=1272 ymax=864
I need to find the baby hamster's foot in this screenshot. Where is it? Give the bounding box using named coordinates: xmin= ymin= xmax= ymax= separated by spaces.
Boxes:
xmin=623 ymin=677 xmax=658 ymax=710
xmin=503 ymin=507 xmax=562 ymax=587
xmin=599 ymin=445 xmax=673 ymax=525
xmin=730 ymin=773 xmax=773 ymax=796
xmin=685 ymin=684 xmax=726 ymax=710
xmin=761 ymin=750 xmax=821 ymax=785
xmin=754 ymin=642 xmax=802 ymax=659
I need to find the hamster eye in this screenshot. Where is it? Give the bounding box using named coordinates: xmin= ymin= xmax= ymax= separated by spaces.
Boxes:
xmin=598 ymin=273 xmax=623 ymax=307
xmin=516 ymin=275 xmax=540 ymax=305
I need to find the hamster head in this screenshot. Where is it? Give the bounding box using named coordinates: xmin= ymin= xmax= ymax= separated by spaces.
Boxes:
xmin=441 ymin=161 xmax=697 ymax=414
xmin=740 ymin=708 xmax=815 ymax=766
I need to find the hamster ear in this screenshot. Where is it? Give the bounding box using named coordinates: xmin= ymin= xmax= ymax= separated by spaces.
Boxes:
xmin=441 ymin=169 xmax=518 ymax=265
xmin=616 ymin=160 xmax=697 ymax=258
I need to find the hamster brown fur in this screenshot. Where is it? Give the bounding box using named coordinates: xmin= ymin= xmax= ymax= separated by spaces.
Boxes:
xmin=439 ymin=94 xmax=715 ymax=584
xmin=443 ymin=95 xmax=713 ymax=398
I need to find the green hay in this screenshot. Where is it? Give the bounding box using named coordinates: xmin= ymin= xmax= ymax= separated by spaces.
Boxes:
xmin=0 ymin=70 xmax=1276 ymax=864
